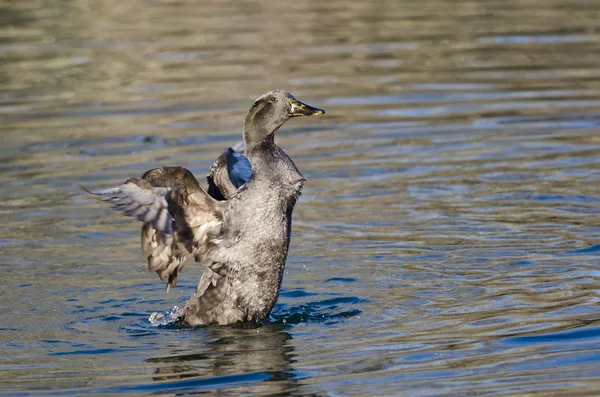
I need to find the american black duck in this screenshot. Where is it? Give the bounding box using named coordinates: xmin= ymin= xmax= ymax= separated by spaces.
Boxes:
xmin=86 ymin=90 xmax=324 ymax=326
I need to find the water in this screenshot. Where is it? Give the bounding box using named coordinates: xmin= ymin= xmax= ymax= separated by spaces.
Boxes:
xmin=1 ymin=0 xmax=600 ymax=395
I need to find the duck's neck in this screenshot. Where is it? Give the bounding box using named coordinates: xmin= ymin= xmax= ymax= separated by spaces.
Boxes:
xmin=243 ymin=119 xmax=280 ymax=154
xmin=244 ymin=133 xmax=277 ymax=170
xmin=242 ymin=108 xmax=287 ymax=152
xmin=243 ymin=129 xmax=275 ymax=154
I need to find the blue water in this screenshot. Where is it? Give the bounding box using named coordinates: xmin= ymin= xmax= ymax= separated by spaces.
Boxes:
xmin=1 ymin=0 xmax=600 ymax=396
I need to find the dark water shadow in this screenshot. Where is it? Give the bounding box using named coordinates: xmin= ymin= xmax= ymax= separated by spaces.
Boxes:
xmin=268 ymin=295 xmax=364 ymax=326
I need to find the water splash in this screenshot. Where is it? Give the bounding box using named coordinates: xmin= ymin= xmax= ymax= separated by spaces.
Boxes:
xmin=148 ymin=306 xmax=181 ymax=327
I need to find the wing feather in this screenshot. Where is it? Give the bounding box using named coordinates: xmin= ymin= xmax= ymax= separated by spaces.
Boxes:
xmin=206 ymin=145 xmax=252 ymax=200
xmin=84 ymin=167 xmax=222 ymax=291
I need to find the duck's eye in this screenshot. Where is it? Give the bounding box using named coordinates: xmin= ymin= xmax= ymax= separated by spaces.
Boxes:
xmin=270 ymin=97 xmax=277 ymax=102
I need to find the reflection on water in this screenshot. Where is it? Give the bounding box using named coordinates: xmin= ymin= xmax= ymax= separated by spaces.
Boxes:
xmin=1 ymin=0 xmax=600 ymax=396
xmin=142 ymin=325 xmax=298 ymax=396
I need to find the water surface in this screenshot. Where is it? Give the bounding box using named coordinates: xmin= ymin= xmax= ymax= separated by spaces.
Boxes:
xmin=1 ymin=0 xmax=600 ymax=395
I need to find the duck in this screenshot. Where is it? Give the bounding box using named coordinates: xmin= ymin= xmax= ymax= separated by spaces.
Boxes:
xmin=85 ymin=90 xmax=324 ymax=326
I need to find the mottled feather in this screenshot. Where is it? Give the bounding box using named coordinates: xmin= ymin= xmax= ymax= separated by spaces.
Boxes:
xmin=84 ymin=167 xmax=221 ymax=292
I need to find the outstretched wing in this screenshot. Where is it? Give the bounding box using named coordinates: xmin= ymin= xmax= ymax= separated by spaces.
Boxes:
xmin=206 ymin=144 xmax=252 ymax=200
xmin=81 ymin=180 xmax=174 ymax=234
xmin=85 ymin=167 xmax=222 ymax=291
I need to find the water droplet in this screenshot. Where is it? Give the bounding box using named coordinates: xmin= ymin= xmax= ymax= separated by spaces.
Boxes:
xmin=148 ymin=305 xmax=180 ymax=326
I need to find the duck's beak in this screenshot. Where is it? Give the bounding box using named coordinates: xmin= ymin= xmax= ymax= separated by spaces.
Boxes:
xmin=289 ymin=98 xmax=325 ymax=117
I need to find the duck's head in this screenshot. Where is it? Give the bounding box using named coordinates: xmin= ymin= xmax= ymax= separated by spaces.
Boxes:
xmin=244 ymin=89 xmax=324 ymax=148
